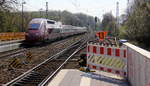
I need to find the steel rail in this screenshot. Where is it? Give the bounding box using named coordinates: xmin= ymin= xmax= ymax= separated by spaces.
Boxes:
xmin=38 ymin=36 xmax=89 ymax=86
xmin=4 ymin=39 xmax=82 ymax=86
xmin=39 ymin=41 xmax=87 ymax=86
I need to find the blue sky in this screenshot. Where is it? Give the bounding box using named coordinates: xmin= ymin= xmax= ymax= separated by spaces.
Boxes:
xmin=21 ymin=0 xmax=127 ymax=19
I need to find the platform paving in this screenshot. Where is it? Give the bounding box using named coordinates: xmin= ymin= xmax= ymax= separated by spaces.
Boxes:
xmin=0 ymin=40 xmax=23 ymax=45
xmin=48 ymin=69 xmax=129 ymax=86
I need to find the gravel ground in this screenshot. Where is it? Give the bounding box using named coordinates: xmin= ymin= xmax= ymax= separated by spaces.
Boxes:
xmin=63 ymin=47 xmax=86 ymax=69
xmin=0 ymin=34 xmax=87 ymax=84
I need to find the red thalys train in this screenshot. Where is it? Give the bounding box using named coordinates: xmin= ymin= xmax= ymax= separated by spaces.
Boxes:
xmin=25 ymin=18 xmax=87 ymax=43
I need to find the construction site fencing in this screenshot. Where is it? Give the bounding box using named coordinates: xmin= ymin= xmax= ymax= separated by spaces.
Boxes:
xmin=87 ymin=42 xmax=127 ymax=77
xmin=0 ymin=32 xmax=25 ymax=41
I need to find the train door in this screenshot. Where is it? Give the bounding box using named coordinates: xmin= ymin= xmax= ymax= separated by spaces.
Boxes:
xmin=43 ymin=21 xmax=48 ymax=40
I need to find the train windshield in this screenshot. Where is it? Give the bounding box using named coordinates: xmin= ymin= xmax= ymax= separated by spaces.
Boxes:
xmin=29 ymin=24 xmax=40 ymax=29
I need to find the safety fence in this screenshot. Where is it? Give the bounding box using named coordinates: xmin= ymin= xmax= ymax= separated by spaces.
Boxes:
xmin=0 ymin=32 xmax=25 ymax=41
xmin=87 ymin=42 xmax=127 ymax=77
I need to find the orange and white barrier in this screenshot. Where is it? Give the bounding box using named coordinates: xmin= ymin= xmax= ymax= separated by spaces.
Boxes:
xmin=87 ymin=63 xmax=127 ymax=77
xmin=87 ymin=43 xmax=127 ymax=58
xmin=87 ymin=42 xmax=127 ymax=77
xmin=0 ymin=32 xmax=25 ymax=41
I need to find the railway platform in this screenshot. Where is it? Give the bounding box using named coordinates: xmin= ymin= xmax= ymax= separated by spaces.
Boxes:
xmin=0 ymin=40 xmax=23 ymax=53
xmin=48 ymin=69 xmax=129 ymax=86
xmin=0 ymin=39 xmax=24 ymax=45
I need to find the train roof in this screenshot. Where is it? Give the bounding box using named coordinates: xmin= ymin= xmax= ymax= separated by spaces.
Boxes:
xmin=31 ymin=18 xmax=56 ymax=22
xmin=62 ymin=25 xmax=87 ymax=29
xmin=29 ymin=18 xmax=57 ymax=24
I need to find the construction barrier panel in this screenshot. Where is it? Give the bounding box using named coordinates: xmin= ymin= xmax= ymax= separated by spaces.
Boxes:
xmin=0 ymin=32 xmax=25 ymax=41
xmin=87 ymin=42 xmax=127 ymax=77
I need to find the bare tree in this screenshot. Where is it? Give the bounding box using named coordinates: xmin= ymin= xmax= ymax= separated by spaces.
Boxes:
xmin=0 ymin=0 xmax=18 ymax=11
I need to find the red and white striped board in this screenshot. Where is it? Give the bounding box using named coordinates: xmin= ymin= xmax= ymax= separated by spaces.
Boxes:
xmin=87 ymin=62 xmax=127 ymax=77
xmin=87 ymin=42 xmax=127 ymax=77
xmin=87 ymin=43 xmax=127 ymax=59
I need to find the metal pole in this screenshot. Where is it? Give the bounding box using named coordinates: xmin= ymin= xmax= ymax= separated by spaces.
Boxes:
xmin=40 ymin=8 xmax=43 ymax=17
xmin=116 ymin=2 xmax=119 ymax=37
xmin=22 ymin=2 xmax=23 ymax=32
xmin=59 ymin=11 xmax=61 ymax=22
xmin=46 ymin=2 xmax=48 ymax=19
xmin=22 ymin=1 xmax=26 ymax=32
xmin=95 ymin=16 xmax=97 ymax=31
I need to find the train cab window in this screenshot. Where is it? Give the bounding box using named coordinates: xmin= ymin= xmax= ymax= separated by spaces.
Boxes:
xmin=29 ymin=24 xmax=40 ymax=29
xmin=47 ymin=21 xmax=55 ymax=24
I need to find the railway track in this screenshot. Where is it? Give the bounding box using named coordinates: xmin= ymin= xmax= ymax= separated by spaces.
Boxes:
xmin=0 ymin=34 xmax=88 ymax=85
xmin=39 ymin=40 xmax=87 ymax=86
xmin=4 ymin=37 xmax=88 ymax=86
xmin=0 ymin=49 xmax=26 ymax=58
xmin=0 ymin=34 xmax=86 ymax=59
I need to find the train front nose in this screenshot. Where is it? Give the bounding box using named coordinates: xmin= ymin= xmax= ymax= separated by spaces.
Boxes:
xmin=25 ymin=31 xmax=42 ymax=42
